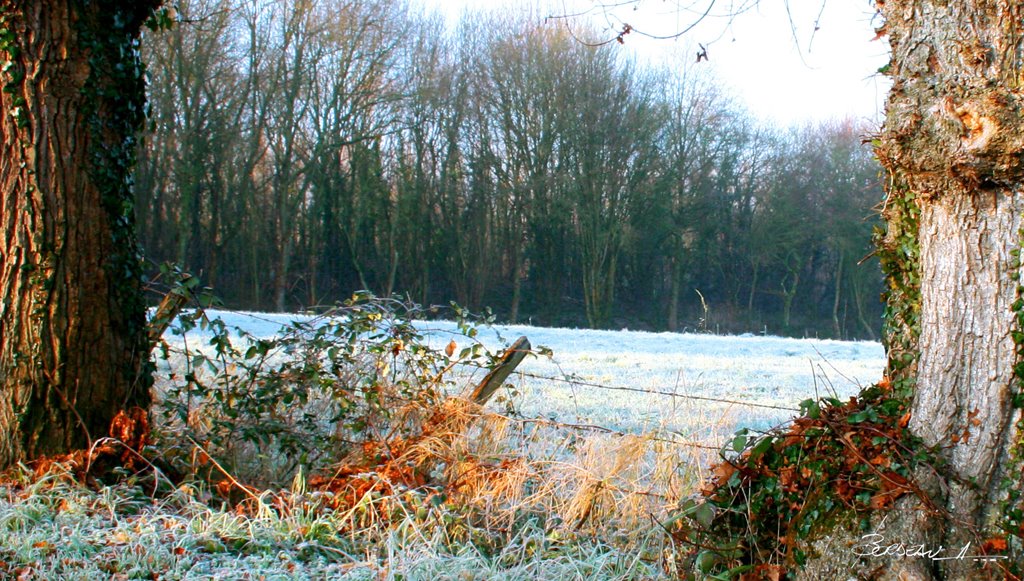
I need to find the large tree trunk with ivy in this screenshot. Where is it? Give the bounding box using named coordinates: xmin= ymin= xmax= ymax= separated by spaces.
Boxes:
xmin=802 ymin=1 xmax=1024 ymax=579
xmin=0 ymin=1 xmax=159 ymax=468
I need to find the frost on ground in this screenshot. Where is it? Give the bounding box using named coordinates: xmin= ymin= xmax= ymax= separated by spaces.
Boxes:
xmin=0 ymin=470 xmax=659 ymax=580
xmin=0 ymin=310 xmax=887 ymax=579
xmin=163 ymin=310 xmax=885 ymax=445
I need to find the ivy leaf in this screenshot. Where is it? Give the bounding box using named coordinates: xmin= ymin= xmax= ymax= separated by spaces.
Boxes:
xmin=799 ymin=398 xmax=820 ymax=419
xmin=692 ymin=502 xmax=715 ymax=529
xmin=848 ymin=410 xmax=872 ymax=424
xmin=750 ymin=436 xmax=774 ymax=460
xmin=695 ymin=550 xmax=720 ymax=574
xmin=730 ymin=428 xmax=749 ymax=453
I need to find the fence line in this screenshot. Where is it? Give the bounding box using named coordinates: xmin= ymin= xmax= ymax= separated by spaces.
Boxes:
xmin=479 ymin=409 xmax=725 ymax=452
xmin=156 ymin=327 xmax=794 ymax=451
xmin=507 ymin=369 xmax=801 ymax=413
xmin=157 ymin=316 xmax=805 ymax=414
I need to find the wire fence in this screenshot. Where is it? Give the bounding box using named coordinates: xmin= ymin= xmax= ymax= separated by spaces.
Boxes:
xmin=156 ymin=313 xmax=814 ymax=456
xmin=477 ymin=408 xmax=725 ymax=452
xmin=449 ymin=362 xmax=808 ymax=454
xmin=449 ymin=356 xmax=804 ymax=414
xmin=510 ymin=369 xmax=801 ymax=413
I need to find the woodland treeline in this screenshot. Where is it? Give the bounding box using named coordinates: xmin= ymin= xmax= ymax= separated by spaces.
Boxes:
xmin=136 ymin=0 xmax=884 ymax=338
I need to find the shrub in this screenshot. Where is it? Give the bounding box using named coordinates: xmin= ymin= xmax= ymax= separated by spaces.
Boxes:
xmin=152 ymin=291 xmax=499 ymax=487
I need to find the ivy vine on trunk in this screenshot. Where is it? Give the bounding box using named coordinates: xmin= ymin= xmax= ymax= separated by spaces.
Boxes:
xmin=0 ymin=1 xmax=164 ymax=467
xmin=674 ymin=1 xmax=1024 ymax=579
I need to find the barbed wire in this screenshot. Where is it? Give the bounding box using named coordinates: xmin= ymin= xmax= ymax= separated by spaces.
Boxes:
xmin=155 ymin=321 xmax=799 ymax=451
xmin=508 ymin=369 xmax=802 ymax=413
xmin=480 ymin=409 xmax=725 ymax=452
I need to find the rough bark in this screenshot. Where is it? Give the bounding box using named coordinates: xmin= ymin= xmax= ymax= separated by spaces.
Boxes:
xmin=804 ymin=1 xmax=1024 ymax=578
xmin=0 ymin=1 xmax=158 ymax=467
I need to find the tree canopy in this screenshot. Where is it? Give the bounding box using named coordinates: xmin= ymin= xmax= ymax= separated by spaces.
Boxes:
xmin=135 ymin=0 xmax=885 ymax=337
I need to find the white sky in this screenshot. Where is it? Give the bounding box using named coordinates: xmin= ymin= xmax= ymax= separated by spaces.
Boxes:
xmin=415 ymin=0 xmax=891 ymax=127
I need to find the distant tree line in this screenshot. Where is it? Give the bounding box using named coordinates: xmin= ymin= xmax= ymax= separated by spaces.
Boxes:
xmin=136 ymin=0 xmax=884 ymax=338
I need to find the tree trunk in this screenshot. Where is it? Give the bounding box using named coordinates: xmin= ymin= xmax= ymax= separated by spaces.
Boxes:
xmin=803 ymin=1 xmax=1024 ymax=578
xmin=509 ymin=241 xmax=522 ymax=324
xmin=274 ymin=234 xmax=293 ymax=312
xmin=0 ymin=1 xmax=158 ymax=467
xmin=747 ymin=262 xmax=759 ymax=318
xmin=832 ymin=249 xmax=843 ymax=339
xmin=852 ymin=275 xmax=877 ymax=341
xmin=780 ymin=271 xmax=799 ymax=331
xmin=668 ymin=256 xmax=681 ymax=332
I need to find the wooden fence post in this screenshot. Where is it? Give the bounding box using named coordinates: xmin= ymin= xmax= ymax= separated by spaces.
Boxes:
xmin=466 ymin=336 xmax=531 ymax=405
xmin=146 ymin=275 xmax=193 ymax=347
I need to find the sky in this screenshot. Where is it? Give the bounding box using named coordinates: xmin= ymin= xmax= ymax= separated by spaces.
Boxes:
xmin=415 ymin=0 xmax=891 ymax=127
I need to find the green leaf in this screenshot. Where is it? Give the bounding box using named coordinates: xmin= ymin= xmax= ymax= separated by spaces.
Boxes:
xmin=848 ymin=410 xmax=872 ymax=424
xmin=727 ymin=470 xmax=742 ymax=488
xmin=799 ymin=398 xmax=821 ymax=419
xmin=692 ymin=502 xmax=715 ymax=529
xmin=733 ymin=428 xmax=749 ymax=454
xmin=731 ymin=433 xmax=748 ymax=453
xmin=695 ymin=550 xmax=720 ymax=573
xmin=750 ymin=436 xmax=774 ymax=460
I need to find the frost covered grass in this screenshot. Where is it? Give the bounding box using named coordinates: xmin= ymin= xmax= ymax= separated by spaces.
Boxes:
xmin=1 ymin=309 xmax=884 ymax=579
xmin=0 ymin=466 xmax=662 ymax=580
xmin=168 ymin=310 xmax=884 ymax=439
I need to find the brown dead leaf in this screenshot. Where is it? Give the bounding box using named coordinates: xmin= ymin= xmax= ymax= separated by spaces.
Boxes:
xmin=880 ymin=471 xmax=910 ymax=492
xmin=968 ymin=408 xmax=981 ymax=427
xmin=712 ymin=461 xmax=737 ymax=484
xmin=870 ymin=493 xmax=894 ymax=510
xmin=740 ymin=563 xmax=784 ymax=581
xmin=898 ymin=412 xmax=911 ymax=428
xmin=982 ymin=537 xmax=1008 ymax=553
xmin=835 ymin=480 xmax=855 ymax=502
xmin=779 ymin=466 xmax=796 ymax=488
xmin=109 ymin=406 xmax=150 ymax=451
xmin=216 ymin=480 xmax=234 ymax=499
xmin=196 ymin=450 xmax=211 ymax=466
xmin=869 ymin=454 xmax=890 ymax=467
xmin=445 ymin=340 xmax=457 ymax=358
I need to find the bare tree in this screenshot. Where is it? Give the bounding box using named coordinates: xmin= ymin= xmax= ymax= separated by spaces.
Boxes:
xmin=657 ymin=71 xmax=750 ymax=330
xmin=138 ymin=0 xmax=251 ymax=292
xmin=561 ymin=51 xmax=662 ymax=328
xmin=480 ymin=20 xmax=574 ymax=323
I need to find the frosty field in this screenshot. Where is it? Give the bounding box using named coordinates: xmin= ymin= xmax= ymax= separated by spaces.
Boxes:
xmin=163 ymin=310 xmax=886 ymax=448
xmin=0 ymin=310 xmax=890 ymax=580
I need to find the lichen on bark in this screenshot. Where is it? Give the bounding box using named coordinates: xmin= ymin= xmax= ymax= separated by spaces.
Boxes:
xmin=692 ymin=2 xmax=1024 ymax=578
xmin=848 ymin=0 xmax=1024 ymax=577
